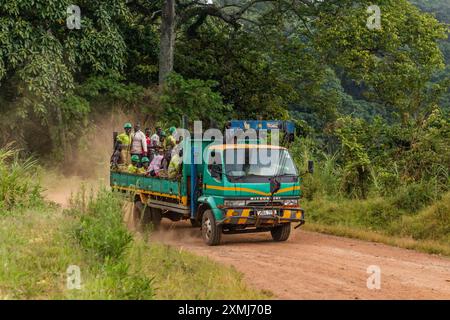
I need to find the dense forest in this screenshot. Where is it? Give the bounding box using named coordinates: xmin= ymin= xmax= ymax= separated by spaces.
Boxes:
xmin=1 ymin=0 xmax=449 ymax=223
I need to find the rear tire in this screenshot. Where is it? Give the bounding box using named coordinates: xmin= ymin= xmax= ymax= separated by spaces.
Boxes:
xmin=133 ymin=201 xmax=161 ymax=231
xmin=150 ymin=207 xmax=162 ymax=230
xmin=133 ymin=201 xmax=144 ymax=229
xmin=201 ymin=210 xmax=222 ymax=246
xmin=271 ymin=223 xmax=291 ymax=242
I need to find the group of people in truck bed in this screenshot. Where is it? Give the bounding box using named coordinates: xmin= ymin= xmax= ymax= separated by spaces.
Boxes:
xmin=111 ymin=123 xmax=183 ymax=179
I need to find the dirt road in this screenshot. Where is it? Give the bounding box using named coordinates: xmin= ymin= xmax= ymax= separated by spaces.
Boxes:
xmin=152 ymin=221 xmax=450 ymax=300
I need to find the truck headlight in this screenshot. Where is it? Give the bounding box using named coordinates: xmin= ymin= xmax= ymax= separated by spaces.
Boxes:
xmin=224 ymin=200 xmax=246 ymax=207
xmin=283 ymin=199 xmax=299 ymax=206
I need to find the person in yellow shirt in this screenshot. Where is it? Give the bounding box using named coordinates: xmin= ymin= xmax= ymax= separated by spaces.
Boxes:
xmin=128 ymin=155 xmax=140 ymax=174
xmin=138 ymin=157 xmax=150 ymax=175
xmin=116 ymin=123 xmax=132 ymax=165
xmin=168 ymin=149 xmax=183 ymax=179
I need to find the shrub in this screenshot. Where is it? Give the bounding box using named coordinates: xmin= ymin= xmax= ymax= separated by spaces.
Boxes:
xmin=70 ymin=188 xmax=132 ymax=261
xmin=390 ymin=192 xmax=450 ymax=243
xmin=89 ymin=259 xmax=155 ymax=300
xmin=0 ymin=144 xmax=44 ymax=212
xmin=391 ymin=181 xmax=436 ymax=212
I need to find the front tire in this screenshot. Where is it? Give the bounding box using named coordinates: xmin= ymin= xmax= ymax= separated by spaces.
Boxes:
xmin=271 ymin=223 xmax=291 ymax=242
xmin=201 ymin=210 xmax=222 ymax=246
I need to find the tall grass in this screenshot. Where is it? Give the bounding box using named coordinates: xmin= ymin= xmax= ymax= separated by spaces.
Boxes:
xmin=0 ymin=144 xmax=44 ymax=212
xmin=292 ymin=136 xmax=450 ymax=254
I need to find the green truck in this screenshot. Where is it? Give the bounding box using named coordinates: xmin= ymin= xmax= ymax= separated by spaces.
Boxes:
xmin=111 ymin=127 xmax=309 ymax=245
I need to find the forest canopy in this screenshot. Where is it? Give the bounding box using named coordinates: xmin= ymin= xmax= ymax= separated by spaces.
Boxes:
xmin=0 ymin=0 xmax=449 ymax=178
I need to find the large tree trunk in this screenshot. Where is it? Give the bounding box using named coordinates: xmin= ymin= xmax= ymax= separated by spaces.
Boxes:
xmin=159 ymin=0 xmax=176 ymax=86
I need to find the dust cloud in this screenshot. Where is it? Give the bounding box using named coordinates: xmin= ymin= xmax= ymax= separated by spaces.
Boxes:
xmin=43 ymin=110 xmax=155 ymax=207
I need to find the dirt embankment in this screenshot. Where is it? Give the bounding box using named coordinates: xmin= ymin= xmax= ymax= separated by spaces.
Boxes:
xmin=151 ymin=221 xmax=450 ymax=300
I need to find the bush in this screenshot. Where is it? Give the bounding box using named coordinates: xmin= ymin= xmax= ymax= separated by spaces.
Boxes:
xmin=391 ymin=181 xmax=436 ymax=212
xmin=70 ymin=188 xmax=132 ymax=261
xmin=0 ymin=144 xmax=44 ymax=212
xmin=87 ymin=259 xmax=155 ymax=300
xmin=391 ymin=192 xmax=450 ymax=243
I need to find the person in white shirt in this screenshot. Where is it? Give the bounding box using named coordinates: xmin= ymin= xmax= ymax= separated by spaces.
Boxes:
xmin=130 ymin=124 xmax=147 ymax=165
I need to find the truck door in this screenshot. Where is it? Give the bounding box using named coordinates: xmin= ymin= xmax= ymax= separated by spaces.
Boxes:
xmin=203 ymin=149 xmax=224 ymax=197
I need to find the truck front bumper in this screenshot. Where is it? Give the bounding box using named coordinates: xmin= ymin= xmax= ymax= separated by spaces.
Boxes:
xmin=216 ymin=206 xmax=305 ymax=227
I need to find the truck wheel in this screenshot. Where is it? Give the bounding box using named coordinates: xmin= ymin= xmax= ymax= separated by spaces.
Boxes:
xmin=133 ymin=201 xmax=145 ymax=230
xmin=134 ymin=201 xmax=160 ymax=231
xmin=190 ymin=218 xmax=201 ymax=228
xmin=202 ymin=210 xmax=222 ymax=246
xmin=271 ymin=223 xmax=291 ymax=242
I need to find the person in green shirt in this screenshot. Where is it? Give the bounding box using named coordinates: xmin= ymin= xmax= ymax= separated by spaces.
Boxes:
xmin=128 ymin=155 xmax=140 ymax=174
xmin=117 ymin=123 xmax=132 ymax=165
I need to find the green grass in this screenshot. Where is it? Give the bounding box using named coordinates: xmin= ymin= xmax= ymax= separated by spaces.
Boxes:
xmin=0 ymin=144 xmax=45 ymax=212
xmin=0 ymin=191 xmax=270 ymax=300
xmin=302 ymin=193 xmax=450 ymax=256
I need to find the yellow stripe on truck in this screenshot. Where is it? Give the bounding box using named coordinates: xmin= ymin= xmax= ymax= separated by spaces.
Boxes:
xmin=238 ymin=209 xmax=251 ymax=224
xmin=205 ymin=185 xmax=300 ymax=196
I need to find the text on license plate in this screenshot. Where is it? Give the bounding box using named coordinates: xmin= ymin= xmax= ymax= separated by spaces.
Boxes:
xmin=257 ymin=210 xmax=276 ymax=216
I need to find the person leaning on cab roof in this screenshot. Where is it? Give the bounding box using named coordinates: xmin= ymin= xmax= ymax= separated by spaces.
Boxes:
xmin=116 ymin=122 xmax=132 ymax=165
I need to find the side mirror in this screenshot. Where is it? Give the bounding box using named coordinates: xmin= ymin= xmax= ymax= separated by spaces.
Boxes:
xmin=308 ymin=160 xmax=314 ymax=174
xmin=270 ymin=177 xmax=281 ymax=195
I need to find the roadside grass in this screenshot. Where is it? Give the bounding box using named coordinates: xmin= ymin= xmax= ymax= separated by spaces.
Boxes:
xmin=0 ymin=208 xmax=87 ymax=299
xmin=302 ymin=193 xmax=450 ymax=256
xmin=128 ymin=240 xmax=271 ymax=300
xmin=0 ymin=188 xmax=270 ymax=300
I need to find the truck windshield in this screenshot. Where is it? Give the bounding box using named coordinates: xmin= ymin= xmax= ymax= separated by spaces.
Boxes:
xmin=224 ymin=148 xmax=298 ymax=183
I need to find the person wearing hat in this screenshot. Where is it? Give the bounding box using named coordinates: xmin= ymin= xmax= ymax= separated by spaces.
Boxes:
xmin=139 ymin=157 xmax=150 ymax=175
xmin=162 ymin=126 xmax=177 ymax=169
xmin=128 ymin=155 xmax=141 ymax=174
xmin=116 ymin=123 xmax=132 ymax=164
xmin=165 ymin=126 xmax=177 ymax=150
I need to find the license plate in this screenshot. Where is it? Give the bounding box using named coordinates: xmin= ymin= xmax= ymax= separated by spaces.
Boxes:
xmin=257 ymin=210 xmax=275 ymax=216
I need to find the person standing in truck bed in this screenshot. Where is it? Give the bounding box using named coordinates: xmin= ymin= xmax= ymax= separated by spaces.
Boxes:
xmin=130 ymin=124 xmax=147 ymax=166
xmin=116 ymin=122 xmax=132 ymax=165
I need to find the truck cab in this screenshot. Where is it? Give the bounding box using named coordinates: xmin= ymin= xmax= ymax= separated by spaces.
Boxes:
xmin=196 ymin=143 xmax=304 ymax=245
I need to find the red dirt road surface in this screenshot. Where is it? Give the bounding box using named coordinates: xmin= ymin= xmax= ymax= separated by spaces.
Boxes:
xmin=152 ymin=222 xmax=450 ymax=300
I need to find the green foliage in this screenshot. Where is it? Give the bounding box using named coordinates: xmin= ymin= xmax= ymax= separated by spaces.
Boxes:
xmin=314 ymin=0 xmax=448 ymax=121
xmin=391 ymin=181 xmax=436 ymax=212
xmin=0 ymin=145 xmax=44 ymax=212
xmin=77 ymin=76 xmax=145 ymax=104
xmin=335 ymin=117 xmax=372 ymax=198
xmin=70 ymin=187 xmax=132 ymax=261
xmin=84 ymin=259 xmax=155 ymax=300
xmin=160 ymin=73 xmax=232 ymax=125
xmin=391 ymin=191 xmax=450 ymax=243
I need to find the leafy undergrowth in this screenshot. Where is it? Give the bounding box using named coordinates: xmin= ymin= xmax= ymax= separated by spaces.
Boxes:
xmin=303 ymin=193 xmax=450 ymax=256
xmin=0 ymin=145 xmax=45 ymax=213
xmin=0 ymin=188 xmax=269 ymax=300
